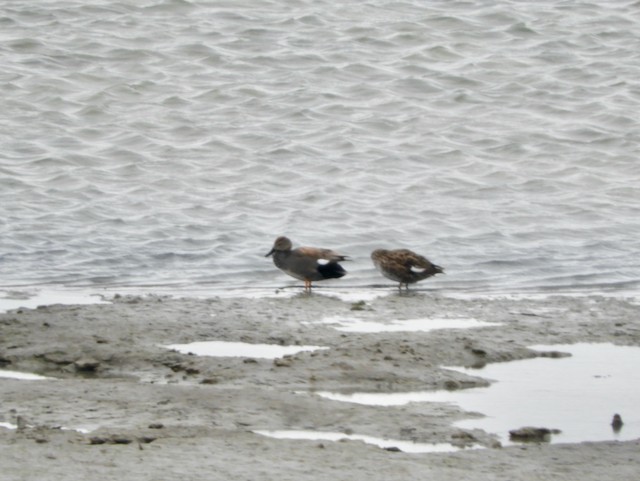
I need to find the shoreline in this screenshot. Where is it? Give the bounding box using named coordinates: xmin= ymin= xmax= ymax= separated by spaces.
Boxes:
xmin=1 ymin=291 xmax=640 ymax=479
xmin=2 ymin=282 xmax=638 ymax=313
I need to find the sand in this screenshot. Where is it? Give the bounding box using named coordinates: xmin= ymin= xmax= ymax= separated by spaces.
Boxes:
xmin=1 ymin=290 xmax=640 ymax=480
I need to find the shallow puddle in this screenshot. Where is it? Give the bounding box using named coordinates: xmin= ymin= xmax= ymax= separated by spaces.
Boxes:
xmin=315 ymin=390 xmax=451 ymax=406
xmin=253 ymin=429 xmax=479 ymax=453
xmin=314 ymin=343 xmax=640 ymax=445
xmin=164 ymin=341 xmax=328 ymax=359
xmin=314 ymin=316 xmax=500 ymax=333
xmin=0 ymin=421 xmax=93 ymax=433
xmin=0 ymin=369 xmax=52 ymax=381
xmin=0 ymin=288 xmax=109 ymax=313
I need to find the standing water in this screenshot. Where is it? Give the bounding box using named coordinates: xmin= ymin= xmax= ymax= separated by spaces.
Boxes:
xmin=314 ymin=343 xmax=640 ymax=445
xmin=0 ymin=0 xmax=639 ymax=296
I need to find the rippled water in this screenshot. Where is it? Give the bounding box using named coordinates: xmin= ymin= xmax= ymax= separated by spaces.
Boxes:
xmin=1 ymin=0 xmax=639 ymax=294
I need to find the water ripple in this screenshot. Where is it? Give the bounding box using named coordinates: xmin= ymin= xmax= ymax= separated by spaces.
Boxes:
xmin=0 ymin=0 xmax=639 ymax=294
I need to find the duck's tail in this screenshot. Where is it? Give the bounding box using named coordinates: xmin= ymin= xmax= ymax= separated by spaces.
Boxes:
xmin=318 ymin=262 xmax=347 ymax=279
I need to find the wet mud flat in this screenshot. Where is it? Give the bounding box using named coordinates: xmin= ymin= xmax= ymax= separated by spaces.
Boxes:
xmin=1 ymin=292 xmax=640 ymax=480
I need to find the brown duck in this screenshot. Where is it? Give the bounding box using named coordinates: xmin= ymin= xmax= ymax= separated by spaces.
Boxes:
xmin=266 ymin=236 xmax=349 ymax=292
xmin=371 ymin=248 xmax=443 ymax=290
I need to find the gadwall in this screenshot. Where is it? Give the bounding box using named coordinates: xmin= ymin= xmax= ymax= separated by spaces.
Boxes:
xmin=266 ymin=236 xmax=349 ymax=291
xmin=371 ymin=248 xmax=443 ymax=290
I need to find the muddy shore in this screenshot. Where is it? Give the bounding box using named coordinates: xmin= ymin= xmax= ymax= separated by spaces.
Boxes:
xmin=1 ymin=290 xmax=639 ymax=480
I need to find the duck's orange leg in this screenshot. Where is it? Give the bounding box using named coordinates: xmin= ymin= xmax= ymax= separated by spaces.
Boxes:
xmin=304 ymin=279 xmax=312 ymax=292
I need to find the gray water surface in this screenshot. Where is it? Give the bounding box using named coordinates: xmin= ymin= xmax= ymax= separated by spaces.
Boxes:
xmin=2 ymin=0 xmax=639 ymax=295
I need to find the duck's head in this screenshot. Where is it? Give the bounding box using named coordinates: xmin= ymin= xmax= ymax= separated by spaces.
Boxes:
xmin=265 ymin=236 xmax=293 ymax=257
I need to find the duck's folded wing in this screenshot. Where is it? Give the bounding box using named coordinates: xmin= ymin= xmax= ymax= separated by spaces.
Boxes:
xmin=297 ymin=247 xmax=349 ymax=263
xmin=394 ymin=249 xmax=433 ymax=269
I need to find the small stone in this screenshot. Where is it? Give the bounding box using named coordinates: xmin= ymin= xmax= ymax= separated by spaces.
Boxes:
xmin=451 ymin=431 xmax=477 ymax=441
xmin=110 ymin=435 xmax=133 ymax=444
xmin=74 ymin=358 xmax=100 ymax=372
xmin=200 ymin=378 xmax=219 ymax=385
xmin=148 ymin=423 xmax=164 ymax=429
xmin=538 ymin=350 xmax=570 ymax=359
xmin=168 ymin=362 xmax=184 ymax=372
xmin=273 ymin=358 xmax=292 ymax=367
xmin=509 ymin=427 xmax=560 ymax=442
xmin=89 ymin=436 xmax=107 ymax=445
xmin=444 ymin=380 xmax=461 ymax=390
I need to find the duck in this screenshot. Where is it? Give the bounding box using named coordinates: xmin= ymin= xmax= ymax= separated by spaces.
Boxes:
xmin=265 ymin=236 xmax=349 ymax=292
xmin=371 ymin=248 xmax=443 ymax=290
